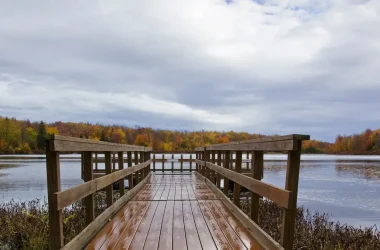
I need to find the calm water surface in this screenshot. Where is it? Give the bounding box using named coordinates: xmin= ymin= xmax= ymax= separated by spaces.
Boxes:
xmin=0 ymin=154 xmax=379 ymax=228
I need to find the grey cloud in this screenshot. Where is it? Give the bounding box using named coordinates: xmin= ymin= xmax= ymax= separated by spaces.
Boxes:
xmin=0 ymin=0 xmax=380 ymax=142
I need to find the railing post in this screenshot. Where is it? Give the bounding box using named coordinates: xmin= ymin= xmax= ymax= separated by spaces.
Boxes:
xmin=46 ymin=141 xmax=63 ymax=250
xmin=81 ymin=152 xmax=84 ymax=180
xmin=162 ymin=154 xmax=164 ymax=172
xmin=233 ymin=151 xmax=242 ymax=208
xmin=127 ymin=151 xmax=133 ymax=189
xmin=190 ymin=154 xmax=192 ymax=171
xmin=201 ymin=150 xmax=205 ymax=176
xmin=95 ymin=153 xmax=98 ymax=171
xmin=118 ymin=152 xmax=125 ymax=196
xmin=112 ymin=153 xmax=116 ymax=170
xmin=146 ymin=151 xmax=150 ymax=175
xmin=281 ymin=140 xmax=302 ymax=250
xmin=250 ymin=151 xmax=263 ymax=223
xmin=171 ymin=154 xmax=174 ymax=172
xmin=153 ymin=154 xmax=156 ymax=172
xmin=134 ymin=152 xmax=139 ymax=183
xmin=223 ymin=151 xmax=230 ymax=196
xmin=246 ymin=152 xmax=250 ymax=169
xmin=204 ymin=148 xmax=210 ymax=180
xmin=83 ymin=152 xmax=94 ymax=225
xmin=216 ymin=150 xmax=222 ymax=188
xmin=139 ymin=151 xmax=145 ymax=179
xmin=180 ymin=154 xmax=183 ymax=172
xmin=105 ymin=152 xmax=113 ymax=207
xmin=211 ymin=150 xmax=216 ymax=184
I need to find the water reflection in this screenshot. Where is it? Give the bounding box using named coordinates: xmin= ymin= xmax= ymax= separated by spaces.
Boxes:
xmin=335 ymin=162 xmax=380 ymax=180
xmin=0 ymin=154 xmax=379 ymax=228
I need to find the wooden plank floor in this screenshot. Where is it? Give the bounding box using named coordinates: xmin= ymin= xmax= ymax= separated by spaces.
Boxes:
xmin=86 ymin=173 xmax=260 ymax=250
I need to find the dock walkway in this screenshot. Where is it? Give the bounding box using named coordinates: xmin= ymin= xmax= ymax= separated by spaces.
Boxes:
xmin=86 ymin=173 xmax=259 ymax=250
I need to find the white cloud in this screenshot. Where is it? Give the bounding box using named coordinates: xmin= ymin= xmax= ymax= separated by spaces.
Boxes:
xmin=0 ymin=0 xmax=379 ymax=141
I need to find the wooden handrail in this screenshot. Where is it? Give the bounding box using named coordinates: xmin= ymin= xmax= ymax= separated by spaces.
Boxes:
xmin=195 ymin=134 xmax=310 ymax=250
xmin=194 ymin=134 xmax=310 ymax=151
xmin=50 ymin=135 xmax=152 ymax=152
xmin=195 ymin=159 xmax=292 ymax=208
xmin=54 ymin=160 xmax=151 ymax=210
xmin=45 ymin=136 xmax=152 ymax=250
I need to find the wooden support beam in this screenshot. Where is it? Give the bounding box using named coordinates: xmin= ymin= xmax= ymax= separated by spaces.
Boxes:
xmin=127 ymin=152 xmax=133 ymax=189
xmin=95 ymin=153 xmax=98 ymax=170
xmin=134 ymin=152 xmax=139 ymax=183
xmin=250 ymin=151 xmax=263 ymax=223
xmin=205 ymin=149 xmax=210 ymax=180
xmin=246 ymin=152 xmax=250 ymax=169
xmin=180 ymin=154 xmax=183 ymax=172
xmin=118 ymin=152 xmax=125 ymax=197
xmin=105 ymin=152 xmax=113 ymax=207
xmin=171 ymin=154 xmax=174 ymax=172
xmin=139 ymin=151 xmax=145 ymax=179
xmin=223 ymin=151 xmax=230 ymax=196
xmin=112 ymin=153 xmax=116 ymax=170
xmin=46 ymin=142 xmax=63 ymax=250
xmin=190 ymin=154 xmax=192 ymax=171
xmin=211 ymin=151 xmax=216 ymax=184
xmin=83 ymin=152 xmax=94 ymax=225
xmin=153 ymin=154 xmax=156 ymax=172
xmin=216 ymin=150 xmax=222 ymax=188
xmin=162 ymin=154 xmax=164 ymax=172
xmin=201 ymin=151 xmax=206 ymax=176
xmin=233 ymin=151 xmax=242 ymax=208
xmin=281 ymin=141 xmax=302 ymax=250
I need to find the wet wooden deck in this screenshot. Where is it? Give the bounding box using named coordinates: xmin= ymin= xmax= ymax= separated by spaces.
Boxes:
xmin=86 ymin=173 xmax=260 ymax=250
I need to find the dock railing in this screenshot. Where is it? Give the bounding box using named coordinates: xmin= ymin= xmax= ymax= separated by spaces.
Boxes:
xmin=195 ymin=134 xmax=310 ymax=250
xmin=46 ymin=135 xmax=152 ymax=250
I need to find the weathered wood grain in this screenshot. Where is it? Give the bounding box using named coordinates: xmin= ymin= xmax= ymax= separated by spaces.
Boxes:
xmin=195 ymin=160 xmax=292 ymax=209
xmin=61 ymin=173 xmax=151 ymax=250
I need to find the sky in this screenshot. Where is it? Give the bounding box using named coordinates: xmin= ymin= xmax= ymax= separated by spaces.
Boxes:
xmin=0 ymin=0 xmax=379 ymax=142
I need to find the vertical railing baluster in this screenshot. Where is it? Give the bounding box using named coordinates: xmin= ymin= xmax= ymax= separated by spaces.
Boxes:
xmin=171 ymin=154 xmax=174 ymax=172
xmin=46 ymin=141 xmax=63 ymax=250
xmin=153 ymin=154 xmax=156 ymax=172
xmin=95 ymin=153 xmax=98 ymax=171
xmin=127 ymin=151 xmax=133 ymax=189
xmin=134 ymin=151 xmax=139 ymax=183
xmin=83 ymin=152 xmax=94 ymax=225
xmin=162 ymin=154 xmax=164 ymax=172
xmin=190 ymin=154 xmax=192 ymax=172
xmin=105 ymin=152 xmax=113 ymax=207
xmin=250 ymin=151 xmax=263 ymax=222
xmin=281 ymin=140 xmax=302 ymax=250
xmin=139 ymin=151 xmax=145 ymax=179
xmin=180 ymin=154 xmax=183 ymax=172
xmin=112 ymin=153 xmax=116 ymax=170
xmin=211 ymin=150 xmax=216 ymax=184
xmin=118 ymin=152 xmax=125 ymax=197
xmin=216 ymin=150 xmax=222 ymax=188
xmin=223 ymin=151 xmax=230 ymax=196
xmin=233 ymin=151 xmax=242 ymax=208
xmin=205 ymin=148 xmax=210 ymax=180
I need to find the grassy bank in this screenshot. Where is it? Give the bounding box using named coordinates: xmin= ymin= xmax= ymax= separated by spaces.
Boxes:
xmin=1 ymin=195 xmax=379 ymax=250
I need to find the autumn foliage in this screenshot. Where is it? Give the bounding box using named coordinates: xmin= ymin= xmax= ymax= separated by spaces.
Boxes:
xmin=0 ymin=116 xmax=380 ymax=154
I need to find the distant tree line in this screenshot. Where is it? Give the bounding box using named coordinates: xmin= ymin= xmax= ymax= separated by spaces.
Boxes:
xmin=0 ymin=116 xmax=379 ymax=154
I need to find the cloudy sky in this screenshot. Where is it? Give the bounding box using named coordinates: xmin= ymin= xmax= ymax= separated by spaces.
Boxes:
xmin=0 ymin=0 xmax=379 ymax=142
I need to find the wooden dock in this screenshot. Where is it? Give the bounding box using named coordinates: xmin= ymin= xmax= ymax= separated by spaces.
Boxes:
xmin=86 ymin=173 xmax=259 ymax=250
xmin=45 ymin=134 xmax=310 ymax=250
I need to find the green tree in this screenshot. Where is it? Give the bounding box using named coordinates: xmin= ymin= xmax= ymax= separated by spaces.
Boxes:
xmin=37 ymin=121 xmax=47 ymax=149
xmin=100 ymin=129 xmax=106 ymax=142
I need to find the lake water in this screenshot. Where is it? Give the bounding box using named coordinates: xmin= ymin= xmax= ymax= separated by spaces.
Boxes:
xmin=0 ymin=154 xmax=379 ymax=228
